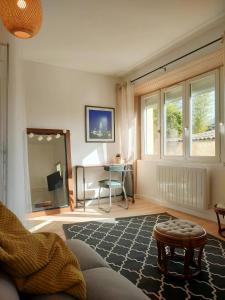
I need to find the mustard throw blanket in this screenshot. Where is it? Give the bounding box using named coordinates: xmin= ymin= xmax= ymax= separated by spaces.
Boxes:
xmin=0 ymin=202 xmax=86 ymax=299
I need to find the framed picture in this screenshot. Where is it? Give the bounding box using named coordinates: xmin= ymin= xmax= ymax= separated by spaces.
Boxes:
xmin=85 ymin=105 xmax=115 ymax=142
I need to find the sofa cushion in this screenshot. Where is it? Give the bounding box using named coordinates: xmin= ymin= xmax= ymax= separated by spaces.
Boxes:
xmin=66 ymin=239 xmax=109 ymax=271
xmin=155 ymin=219 xmax=205 ymax=237
xmin=83 ymin=267 xmax=149 ymax=300
xmin=0 ymin=271 xmax=20 ymax=300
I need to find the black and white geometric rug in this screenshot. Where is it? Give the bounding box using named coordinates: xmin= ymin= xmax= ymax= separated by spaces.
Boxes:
xmin=63 ymin=214 xmax=225 ymax=300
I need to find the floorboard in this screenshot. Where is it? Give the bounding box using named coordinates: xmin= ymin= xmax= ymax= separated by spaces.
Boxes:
xmin=28 ymin=198 xmax=223 ymax=241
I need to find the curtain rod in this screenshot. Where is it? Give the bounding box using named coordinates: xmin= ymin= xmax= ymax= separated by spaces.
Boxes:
xmin=130 ymin=36 xmax=223 ymax=84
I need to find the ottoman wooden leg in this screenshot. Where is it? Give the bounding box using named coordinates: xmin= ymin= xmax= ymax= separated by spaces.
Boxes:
xmin=184 ymin=248 xmax=192 ymax=276
xmin=189 ymin=249 xmax=195 ymax=266
xmin=169 ymin=246 xmax=175 ymax=259
xmin=156 ymin=241 xmax=162 ymax=264
xmin=197 ymin=245 xmax=204 ymax=271
xmin=161 ymin=244 xmax=168 ymax=274
xmin=156 ymin=241 xmax=168 ymax=274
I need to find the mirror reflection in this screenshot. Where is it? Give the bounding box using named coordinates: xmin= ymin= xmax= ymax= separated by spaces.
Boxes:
xmin=27 ymin=132 xmax=68 ymax=212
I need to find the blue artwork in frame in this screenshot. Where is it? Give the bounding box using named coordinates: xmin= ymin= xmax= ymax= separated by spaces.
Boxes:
xmin=85 ymin=105 xmax=115 ymax=142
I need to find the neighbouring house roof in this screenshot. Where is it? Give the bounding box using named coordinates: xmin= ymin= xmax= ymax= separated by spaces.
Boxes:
xmin=167 ymin=130 xmax=215 ymax=142
xmin=191 ymin=129 xmax=215 ymax=141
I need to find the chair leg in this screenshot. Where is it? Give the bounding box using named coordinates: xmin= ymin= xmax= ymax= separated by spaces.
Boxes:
xmin=114 ymin=188 xmax=117 ymax=202
xmin=98 ymin=187 xmax=112 ymax=213
xmin=98 ymin=186 xmax=101 ymax=209
xmin=122 ymin=186 xmax=129 ymax=209
xmin=108 ymin=188 xmax=112 ymax=212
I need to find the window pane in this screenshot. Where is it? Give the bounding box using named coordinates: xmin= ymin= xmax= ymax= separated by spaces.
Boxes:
xmin=144 ymin=94 xmax=160 ymax=155
xmin=190 ymin=74 xmax=216 ymax=156
xmin=164 ymin=85 xmax=183 ymax=156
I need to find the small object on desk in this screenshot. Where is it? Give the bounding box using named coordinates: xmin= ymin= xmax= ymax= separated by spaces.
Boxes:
xmin=214 ymin=203 xmax=225 ymax=238
xmin=115 ymin=153 xmax=121 ymax=164
xmin=111 ymin=153 xmax=124 ymax=164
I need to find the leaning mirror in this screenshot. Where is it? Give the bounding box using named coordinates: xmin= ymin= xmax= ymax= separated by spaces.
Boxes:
xmin=26 ymin=128 xmax=74 ymax=212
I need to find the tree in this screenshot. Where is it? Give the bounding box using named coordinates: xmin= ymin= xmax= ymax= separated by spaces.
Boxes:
xmin=165 ymin=92 xmax=214 ymax=138
xmin=166 ymin=102 xmax=182 ymax=138
xmin=192 ymin=93 xmax=213 ymax=134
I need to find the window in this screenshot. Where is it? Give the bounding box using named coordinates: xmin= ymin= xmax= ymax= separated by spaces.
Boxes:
xmin=141 ymin=69 xmax=220 ymax=161
xmin=163 ymin=85 xmax=184 ymax=157
xmin=142 ymin=93 xmax=160 ymax=157
xmin=188 ymin=72 xmax=218 ymax=158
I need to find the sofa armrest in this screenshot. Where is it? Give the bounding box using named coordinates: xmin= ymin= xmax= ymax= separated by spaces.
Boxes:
xmin=83 ymin=267 xmax=150 ymax=300
xmin=23 ymin=293 xmax=77 ymax=300
xmin=66 ymin=239 xmax=110 ymax=271
xmin=0 ymin=271 xmax=20 ymax=300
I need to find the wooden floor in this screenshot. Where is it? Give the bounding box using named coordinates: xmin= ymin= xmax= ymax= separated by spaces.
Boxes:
xmin=28 ymin=198 xmax=223 ymax=241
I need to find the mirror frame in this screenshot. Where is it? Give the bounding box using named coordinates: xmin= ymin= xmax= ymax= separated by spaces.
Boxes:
xmin=26 ymin=128 xmax=75 ymax=211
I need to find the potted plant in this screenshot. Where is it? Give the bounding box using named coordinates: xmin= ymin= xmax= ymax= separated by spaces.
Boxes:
xmin=115 ymin=153 xmax=121 ymax=164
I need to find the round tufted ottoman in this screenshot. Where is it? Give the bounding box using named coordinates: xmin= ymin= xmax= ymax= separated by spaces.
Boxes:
xmin=153 ymin=219 xmax=207 ymax=280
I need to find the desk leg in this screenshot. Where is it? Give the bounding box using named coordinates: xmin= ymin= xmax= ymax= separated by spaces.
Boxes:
xmin=131 ymin=169 xmax=135 ymax=204
xmin=83 ymin=167 xmax=86 ymax=212
xmin=122 ymin=172 xmax=124 ymax=200
xmin=75 ymin=166 xmax=78 ymax=208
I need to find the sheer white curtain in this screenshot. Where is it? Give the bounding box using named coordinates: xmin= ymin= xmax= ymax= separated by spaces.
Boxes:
xmin=0 ymin=44 xmax=8 ymax=205
xmin=116 ymin=81 xmax=135 ymax=163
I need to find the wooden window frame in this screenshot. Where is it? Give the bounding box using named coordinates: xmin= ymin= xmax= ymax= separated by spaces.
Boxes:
xmin=161 ymin=82 xmax=186 ymax=160
xmin=140 ymin=68 xmax=221 ymax=163
xmin=141 ymin=91 xmax=161 ymax=160
xmin=185 ymin=69 xmax=220 ymax=163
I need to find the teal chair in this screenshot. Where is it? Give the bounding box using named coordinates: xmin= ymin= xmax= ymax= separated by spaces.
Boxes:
xmin=98 ymin=164 xmax=128 ymax=213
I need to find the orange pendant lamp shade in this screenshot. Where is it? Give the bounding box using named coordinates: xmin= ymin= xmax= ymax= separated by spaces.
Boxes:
xmin=0 ymin=0 xmax=42 ymax=39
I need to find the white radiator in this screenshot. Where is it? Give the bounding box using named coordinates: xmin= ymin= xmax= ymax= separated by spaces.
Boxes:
xmin=157 ymin=165 xmax=209 ymax=209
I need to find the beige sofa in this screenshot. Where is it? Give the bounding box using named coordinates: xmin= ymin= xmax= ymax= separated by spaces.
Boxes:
xmin=0 ymin=239 xmax=149 ymax=300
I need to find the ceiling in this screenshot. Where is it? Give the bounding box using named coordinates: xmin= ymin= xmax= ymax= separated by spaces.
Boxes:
xmin=18 ymin=0 xmax=225 ymax=76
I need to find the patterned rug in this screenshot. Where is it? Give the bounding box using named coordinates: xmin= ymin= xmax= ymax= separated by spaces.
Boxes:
xmin=63 ymin=214 xmax=225 ymax=300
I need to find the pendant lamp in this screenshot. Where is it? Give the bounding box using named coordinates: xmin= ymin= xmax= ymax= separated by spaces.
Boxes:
xmin=0 ymin=0 xmax=42 ymax=39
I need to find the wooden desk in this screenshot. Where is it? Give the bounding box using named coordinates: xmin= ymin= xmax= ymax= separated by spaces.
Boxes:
xmin=75 ymin=164 xmax=134 ymax=211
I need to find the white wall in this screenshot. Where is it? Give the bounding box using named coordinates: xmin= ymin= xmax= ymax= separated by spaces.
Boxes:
xmin=126 ymin=18 xmax=225 ymax=83
xmin=0 ymin=26 xmax=119 ymax=216
xmin=2 ymin=15 xmax=223 ymax=221
xmin=23 ymin=61 xmax=119 ymax=200
xmin=130 ymin=20 xmax=225 ymax=221
xmin=0 ymin=23 xmax=28 ymax=221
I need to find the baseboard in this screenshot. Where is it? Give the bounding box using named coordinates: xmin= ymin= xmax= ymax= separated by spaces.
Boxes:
xmin=135 ymin=193 xmax=225 ymax=225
